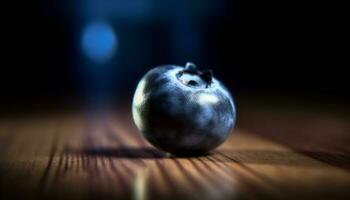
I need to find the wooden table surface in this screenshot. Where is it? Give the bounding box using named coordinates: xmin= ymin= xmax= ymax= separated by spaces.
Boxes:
xmin=0 ymin=100 xmax=349 ymax=200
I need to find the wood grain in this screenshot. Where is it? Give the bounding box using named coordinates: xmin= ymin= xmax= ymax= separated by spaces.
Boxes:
xmin=0 ymin=105 xmax=349 ymax=200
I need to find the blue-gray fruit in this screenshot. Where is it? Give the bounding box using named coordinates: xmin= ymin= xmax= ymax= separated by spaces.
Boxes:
xmin=132 ymin=62 xmax=236 ymax=155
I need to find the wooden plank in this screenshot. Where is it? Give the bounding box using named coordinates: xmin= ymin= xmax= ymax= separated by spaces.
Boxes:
xmin=0 ymin=108 xmax=350 ymax=200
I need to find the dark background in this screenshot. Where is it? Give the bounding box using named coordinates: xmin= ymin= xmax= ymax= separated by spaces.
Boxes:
xmin=1 ymin=0 xmax=348 ymax=109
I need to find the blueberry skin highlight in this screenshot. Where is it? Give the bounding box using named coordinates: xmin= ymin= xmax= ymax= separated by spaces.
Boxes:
xmin=132 ymin=63 xmax=236 ymax=155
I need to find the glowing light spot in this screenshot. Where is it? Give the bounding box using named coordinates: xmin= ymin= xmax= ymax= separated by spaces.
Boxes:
xmin=81 ymin=21 xmax=117 ymax=62
xmin=197 ymin=93 xmax=219 ymax=104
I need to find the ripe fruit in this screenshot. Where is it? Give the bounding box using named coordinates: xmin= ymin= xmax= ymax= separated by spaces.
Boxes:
xmin=132 ymin=62 xmax=236 ymax=155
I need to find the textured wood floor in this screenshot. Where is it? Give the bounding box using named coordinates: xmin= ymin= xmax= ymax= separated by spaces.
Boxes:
xmin=0 ymin=103 xmax=349 ymax=200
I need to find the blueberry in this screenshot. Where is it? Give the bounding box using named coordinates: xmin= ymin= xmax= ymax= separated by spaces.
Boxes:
xmin=132 ymin=62 xmax=236 ymax=156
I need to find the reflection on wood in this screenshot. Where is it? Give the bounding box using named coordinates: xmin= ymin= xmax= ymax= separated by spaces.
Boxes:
xmin=0 ymin=108 xmax=349 ymax=200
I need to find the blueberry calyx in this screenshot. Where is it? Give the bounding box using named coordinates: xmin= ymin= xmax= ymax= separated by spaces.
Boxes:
xmin=184 ymin=62 xmax=197 ymax=71
xmin=201 ymin=70 xmax=213 ymax=84
xmin=177 ymin=62 xmax=213 ymax=88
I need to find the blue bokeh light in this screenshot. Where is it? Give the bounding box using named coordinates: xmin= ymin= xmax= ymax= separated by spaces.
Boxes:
xmin=81 ymin=21 xmax=117 ymax=63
